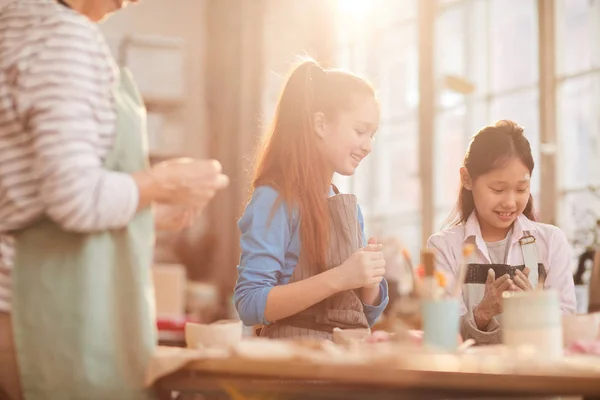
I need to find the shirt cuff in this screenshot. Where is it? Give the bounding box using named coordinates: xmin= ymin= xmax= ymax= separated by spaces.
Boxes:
xmin=257 ymin=286 xmax=274 ymax=326
xmin=362 ymin=279 xmax=390 ymax=326
xmin=125 ymin=173 xmax=141 ymax=216
xmin=460 ymin=307 xmax=502 ymax=345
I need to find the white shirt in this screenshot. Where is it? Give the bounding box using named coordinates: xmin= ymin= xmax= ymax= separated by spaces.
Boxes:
xmin=0 ymin=0 xmax=139 ymax=312
xmin=427 ymin=213 xmax=577 ymax=344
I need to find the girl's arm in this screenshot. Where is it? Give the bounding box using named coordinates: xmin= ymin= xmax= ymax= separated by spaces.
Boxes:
xmin=234 ymin=186 xmax=347 ymax=325
xmin=428 ymin=234 xmax=502 ymax=345
xmin=263 ymin=269 xmax=345 ymax=322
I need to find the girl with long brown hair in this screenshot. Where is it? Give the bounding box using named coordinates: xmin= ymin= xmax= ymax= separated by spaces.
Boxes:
xmin=234 ymin=59 xmax=388 ymax=339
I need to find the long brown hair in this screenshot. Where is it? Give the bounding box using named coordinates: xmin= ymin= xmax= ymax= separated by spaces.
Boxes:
xmin=446 ymin=120 xmax=537 ymax=227
xmin=251 ymin=58 xmax=375 ymax=270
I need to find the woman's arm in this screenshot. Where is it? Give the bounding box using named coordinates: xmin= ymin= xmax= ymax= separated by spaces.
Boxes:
xmin=16 ymin=20 xmax=226 ymax=232
xmin=16 ymin=19 xmax=139 ymax=232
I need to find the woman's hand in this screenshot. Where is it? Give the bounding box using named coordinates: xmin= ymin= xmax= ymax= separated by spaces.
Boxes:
xmin=154 ymin=205 xmax=197 ymax=232
xmin=134 ymin=158 xmax=229 ymax=210
xmin=151 ymin=158 xmax=229 ymax=205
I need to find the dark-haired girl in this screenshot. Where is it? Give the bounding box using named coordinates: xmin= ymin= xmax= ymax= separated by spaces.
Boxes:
xmin=428 ymin=120 xmax=576 ymax=344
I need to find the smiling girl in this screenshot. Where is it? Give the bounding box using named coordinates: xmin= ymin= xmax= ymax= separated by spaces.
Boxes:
xmin=428 ymin=120 xmax=576 ymax=344
xmin=234 ymin=59 xmax=389 ymax=340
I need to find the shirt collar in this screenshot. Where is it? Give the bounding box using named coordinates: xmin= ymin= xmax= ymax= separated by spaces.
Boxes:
xmin=463 ymin=212 xmax=538 ymax=260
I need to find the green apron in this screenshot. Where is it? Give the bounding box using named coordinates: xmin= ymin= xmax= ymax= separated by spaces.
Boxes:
xmin=11 ymin=68 xmax=157 ymax=400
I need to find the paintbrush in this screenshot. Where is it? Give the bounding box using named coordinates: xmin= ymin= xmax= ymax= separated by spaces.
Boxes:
xmin=421 ymin=250 xmax=437 ymax=299
xmin=401 ymin=248 xmax=417 ymax=295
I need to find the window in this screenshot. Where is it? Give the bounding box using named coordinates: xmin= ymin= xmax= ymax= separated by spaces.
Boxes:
xmin=335 ymin=0 xmax=421 ymax=259
xmin=489 ymin=0 xmax=538 ymax=92
xmin=555 ymin=0 xmax=600 ymax=77
xmin=335 ymin=0 xmax=600 ymax=263
xmin=434 ymin=0 xmax=539 ymax=231
xmin=434 ymin=106 xmax=467 ymax=227
xmin=555 ymin=0 xmax=600 ymax=252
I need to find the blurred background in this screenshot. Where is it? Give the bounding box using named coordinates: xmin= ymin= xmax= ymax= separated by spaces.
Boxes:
xmin=2 ymin=0 xmax=598 ymax=329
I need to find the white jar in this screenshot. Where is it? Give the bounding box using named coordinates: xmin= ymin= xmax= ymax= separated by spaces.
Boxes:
xmin=502 ymin=289 xmax=563 ymax=359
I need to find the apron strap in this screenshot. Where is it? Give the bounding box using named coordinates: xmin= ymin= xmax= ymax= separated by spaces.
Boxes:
xmin=519 ymin=230 xmax=545 ymax=286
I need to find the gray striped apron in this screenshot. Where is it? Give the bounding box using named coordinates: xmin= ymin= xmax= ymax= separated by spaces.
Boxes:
xmin=260 ymin=189 xmax=370 ymax=340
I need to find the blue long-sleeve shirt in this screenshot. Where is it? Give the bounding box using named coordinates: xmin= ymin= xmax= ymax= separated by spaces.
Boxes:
xmin=234 ymin=185 xmax=389 ymax=327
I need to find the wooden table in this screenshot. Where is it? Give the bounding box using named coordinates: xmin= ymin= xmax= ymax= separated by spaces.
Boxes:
xmin=155 ymin=357 xmax=600 ymax=399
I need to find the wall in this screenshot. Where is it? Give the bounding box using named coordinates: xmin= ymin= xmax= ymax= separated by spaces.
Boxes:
xmin=99 ymin=1 xmax=212 ymax=265
xmin=260 ymin=0 xmax=337 ymax=122
xmin=202 ymin=0 xmax=338 ymax=315
xmin=0 ymin=0 xmax=208 ymax=158
xmin=100 ymin=0 xmax=208 ymax=159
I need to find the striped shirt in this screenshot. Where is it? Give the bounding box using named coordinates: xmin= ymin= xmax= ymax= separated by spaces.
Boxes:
xmin=0 ymin=0 xmax=140 ymax=312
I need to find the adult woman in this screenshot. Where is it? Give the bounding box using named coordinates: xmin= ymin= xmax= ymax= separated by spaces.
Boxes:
xmin=0 ymin=0 xmax=228 ymax=398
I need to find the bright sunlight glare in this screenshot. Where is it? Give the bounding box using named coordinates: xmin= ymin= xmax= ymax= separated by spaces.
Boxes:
xmin=337 ymin=0 xmax=372 ymax=16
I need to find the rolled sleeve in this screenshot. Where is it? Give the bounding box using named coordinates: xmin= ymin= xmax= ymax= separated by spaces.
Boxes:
xmin=362 ymin=278 xmax=389 ymax=326
xmin=427 ymin=234 xmax=503 ymax=343
xmin=234 ymin=186 xmax=291 ymax=326
xmin=461 ymin=311 xmax=502 ymax=345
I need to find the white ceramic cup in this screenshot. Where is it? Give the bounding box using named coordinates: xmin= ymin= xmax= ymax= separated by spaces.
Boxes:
xmin=332 ymin=327 xmax=371 ymax=345
xmin=502 ymin=289 xmax=563 ymax=359
xmin=185 ymin=319 xmax=243 ymax=349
